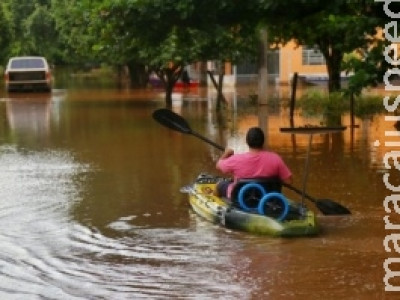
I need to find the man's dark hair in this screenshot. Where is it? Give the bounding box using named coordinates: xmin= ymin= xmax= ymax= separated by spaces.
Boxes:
xmin=246 ymin=127 xmax=264 ymax=149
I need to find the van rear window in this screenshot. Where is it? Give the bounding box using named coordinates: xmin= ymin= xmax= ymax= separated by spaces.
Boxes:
xmin=10 ymin=59 xmax=45 ymax=69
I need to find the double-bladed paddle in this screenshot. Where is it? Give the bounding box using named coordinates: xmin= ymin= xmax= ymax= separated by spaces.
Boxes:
xmin=281 ymin=183 xmax=350 ymax=215
xmin=152 ymin=108 xmax=351 ymax=215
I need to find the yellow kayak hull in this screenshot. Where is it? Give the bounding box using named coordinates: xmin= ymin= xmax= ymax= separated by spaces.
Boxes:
xmin=188 ymin=181 xmax=318 ymax=237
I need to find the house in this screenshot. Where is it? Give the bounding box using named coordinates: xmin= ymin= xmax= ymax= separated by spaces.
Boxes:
xmin=198 ymin=41 xmax=331 ymax=88
xmin=277 ymin=41 xmax=328 ymax=85
xmin=183 ymin=41 xmax=337 ymax=89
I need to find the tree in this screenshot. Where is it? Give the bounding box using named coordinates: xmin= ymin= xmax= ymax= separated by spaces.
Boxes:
xmin=261 ymin=0 xmax=386 ymax=93
xmin=51 ymin=0 xmax=99 ymax=64
xmin=0 ymin=2 xmax=12 ymax=64
xmin=340 ymin=1 xmax=400 ymax=96
xmin=197 ymin=1 xmax=260 ymax=109
xmin=1 ymin=0 xmax=62 ymax=63
xmin=63 ymin=0 xmax=260 ymax=107
xmin=91 ymin=0 xmax=214 ymax=106
xmin=341 ymin=39 xmax=389 ymax=96
xmin=24 ymin=4 xmax=59 ymax=59
xmin=2 ymin=0 xmax=36 ymax=56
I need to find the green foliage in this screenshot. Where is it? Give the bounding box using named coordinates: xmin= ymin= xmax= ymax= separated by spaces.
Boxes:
xmin=1 ymin=0 xmax=63 ymax=63
xmin=23 ymin=5 xmax=59 ymax=59
xmin=0 ymin=0 xmax=395 ymax=102
xmin=51 ymin=0 xmax=98 ymax=64
xmin=342 ymin=40 xmax=390 ymax=97
xmin=353 ymin=95 xmax=386 ymax=117
xmin=298 ymin=90 xmax=348 ymax=117
xmin=262 ymin=0 xmax=389 ymax=94
xmin=298 ymin=90 xmax=385 ymax=118
xmin=89 ymin=0 xmax=259 ymax=68
xmin=80 ymin=0 xmax=261 ymax=104
xmin=0 ymin=3 xmax=12 ymax=63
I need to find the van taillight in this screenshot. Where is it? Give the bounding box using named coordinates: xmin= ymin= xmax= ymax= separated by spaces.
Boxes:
xmin=4 ymin=73 xmax=8 ymax=81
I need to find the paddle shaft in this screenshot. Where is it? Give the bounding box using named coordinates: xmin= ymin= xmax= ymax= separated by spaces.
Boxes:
xmin=282 ymin=182 xmax=317 ymax=204
xmin=182 ymin=122 xmax=318 ymax=204
xmin=193 ymin=133 xmax=317 ymax=204
xmin=300 ymin=133 xmax=313 ymax=206
xmin=153 ymin=108 xmax=320 ymax=201
xmin=153 ymin=108 xmax=224 ymax=151
xmin=191 ymin=131 xmax=225 ymax=151
xmin=152 ymin=108 xmax=350 ymax=215
xmin=195 ymin=128 xmax=326 ymax=209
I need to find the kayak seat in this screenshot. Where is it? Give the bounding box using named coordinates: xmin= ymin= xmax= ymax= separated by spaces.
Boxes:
xmin=230 ymin=178 xmax=305 ymax=220
xmin=230 ymin=177 xmax=282 ymax=212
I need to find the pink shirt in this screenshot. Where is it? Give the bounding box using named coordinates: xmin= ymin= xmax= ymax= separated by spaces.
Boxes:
xmin=216 ymin=151 xmax=292 ymax=198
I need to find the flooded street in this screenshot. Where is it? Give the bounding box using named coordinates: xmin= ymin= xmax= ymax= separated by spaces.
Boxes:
xmin=0 ymin=79 xmax=398 ymax=299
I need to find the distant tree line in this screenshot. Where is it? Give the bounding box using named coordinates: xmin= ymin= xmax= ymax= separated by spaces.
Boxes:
xmin=0 ymin=0 xmax=395 ymax=105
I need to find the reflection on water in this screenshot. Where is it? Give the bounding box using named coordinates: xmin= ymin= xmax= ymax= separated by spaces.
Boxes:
xmin=7 ymin=98 xmax=51 ymax=134
xmin=0 ymin=146 xmax=87 ymax=297
xmin=0 ymin=85 xmax=397 ymax=299
xmin=0 ymin=145 xmax=250 ymax=299
xmin=2 ymin=91 xmax=66 ymax=149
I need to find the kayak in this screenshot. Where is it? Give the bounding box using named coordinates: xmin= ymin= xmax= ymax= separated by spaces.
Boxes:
xmin=183 ymin=174 xmax=319 ymax=237
xmin=153 ymin=108 xmax=351 ymax=217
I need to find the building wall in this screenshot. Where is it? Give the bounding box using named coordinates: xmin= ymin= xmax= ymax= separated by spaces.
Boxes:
xmin=279 ymin=41 xmax=327 ymax=85
xmin=208 ymin=40 xmax=332 ymax=87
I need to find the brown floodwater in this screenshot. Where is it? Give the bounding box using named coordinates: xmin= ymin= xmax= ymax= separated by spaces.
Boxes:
xmin=0 ymin=80 xmax=398 ymax=299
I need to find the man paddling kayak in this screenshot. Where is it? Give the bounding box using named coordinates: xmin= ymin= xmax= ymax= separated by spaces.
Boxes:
xmin=215 ymin=127 xmax=293 ymax=199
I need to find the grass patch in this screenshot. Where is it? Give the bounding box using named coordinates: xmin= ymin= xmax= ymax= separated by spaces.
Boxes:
xmin=298 ymin=90 xmax=385 ymax=118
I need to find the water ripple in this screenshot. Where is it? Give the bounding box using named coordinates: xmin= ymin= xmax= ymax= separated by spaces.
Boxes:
xmin=0 ymin=146 xmax=250 ymax=299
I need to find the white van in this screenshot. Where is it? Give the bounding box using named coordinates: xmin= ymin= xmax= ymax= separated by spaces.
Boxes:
xmin=4 ymin=56 xmax=52 ymax=92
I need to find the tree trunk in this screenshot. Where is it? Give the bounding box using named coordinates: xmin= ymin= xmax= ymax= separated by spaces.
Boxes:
xmin=216 ymin=69 xmax=225 ymax=110
xmin=164 ymin=72 xmax=176 ymax=108
xmin=324 ymin=48 xmax=343 ymax=93
xmin=165 ymin=83 xmax=173 ymax=107
xmin=258 ymin=28 xmax=269 ymax=105
xmin=156 ymin=65 xmax=182 ymax=107
xmin=199 ymin=61 xmax=208 ymax=86
xmin=207 ymin=62 xmax=226 ymax=111
xmin=127 ymin=61 xmax=147 ymax=87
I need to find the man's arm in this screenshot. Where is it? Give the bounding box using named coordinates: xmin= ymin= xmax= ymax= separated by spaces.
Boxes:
xmin=219 ymin=148 xmax=234 ymax=160
xmin=216 ymin=148 xmax=234 ymax=170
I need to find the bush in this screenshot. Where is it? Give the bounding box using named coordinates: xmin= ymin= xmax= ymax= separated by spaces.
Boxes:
xmin=354 ymin=95 xmax=385 ymax=117
xmin=298 ymin=90 xmax=385 ymax=118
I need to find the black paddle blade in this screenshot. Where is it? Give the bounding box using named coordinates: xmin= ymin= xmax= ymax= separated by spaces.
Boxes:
xmin=315 ymin=199 xmax=351 ymax=215
xmin=152 ymin=108 xmax=192 ymax=134
xmin=282 ymin=183 xmax=351 ymax=215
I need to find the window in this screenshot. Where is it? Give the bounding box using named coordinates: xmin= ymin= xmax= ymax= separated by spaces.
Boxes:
xmin=11 ymin=58 xmax=45 ymax=69
xmin=302 ymin=46 xmax=325 ymax=65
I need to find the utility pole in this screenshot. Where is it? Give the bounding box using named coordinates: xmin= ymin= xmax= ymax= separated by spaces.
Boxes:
xmin=258 ymin=28 xmax=269 ymax=105
xmin=258 ymin=28 xmax=269 ymax=147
